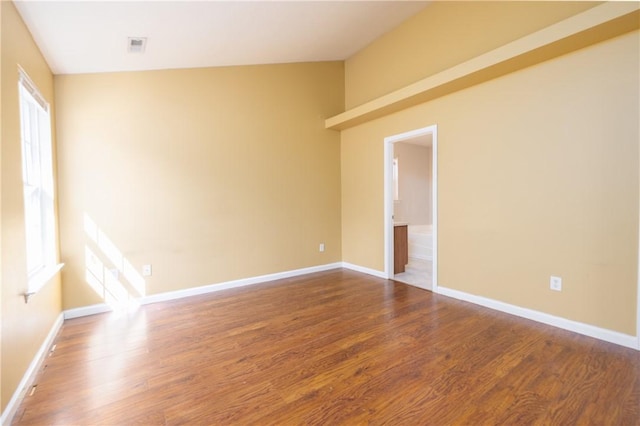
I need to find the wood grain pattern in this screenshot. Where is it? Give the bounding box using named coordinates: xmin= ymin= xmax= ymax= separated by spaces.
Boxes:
xmin=394 ymin=225 xmax=408 ymax=274
xmin=13 ymin=269 xmax=640 ymax=425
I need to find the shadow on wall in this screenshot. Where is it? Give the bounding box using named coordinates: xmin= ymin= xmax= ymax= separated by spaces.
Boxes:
xmin=84 ymin=213 xmax=146 ymax=310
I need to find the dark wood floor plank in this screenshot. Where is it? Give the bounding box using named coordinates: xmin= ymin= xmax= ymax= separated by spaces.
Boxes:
xmin=13 ymin=269 xmax=640 ymax=425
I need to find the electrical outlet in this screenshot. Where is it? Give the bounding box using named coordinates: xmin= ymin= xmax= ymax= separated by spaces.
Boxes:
xmin=142 ymin=264 xmax=152 ymax=277
xmin=319 ymin=243 xmax=325 ymax=252
xmin=550 ymin=276 xmax=562 ymax=292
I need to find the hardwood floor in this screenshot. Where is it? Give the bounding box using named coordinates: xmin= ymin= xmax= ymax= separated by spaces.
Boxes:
xmin=14 ymin=269 xmax=640 ymax=425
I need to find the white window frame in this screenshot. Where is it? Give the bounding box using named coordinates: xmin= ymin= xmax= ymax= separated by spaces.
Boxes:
xmin=18 ymin=69 xmax=62 ymax=295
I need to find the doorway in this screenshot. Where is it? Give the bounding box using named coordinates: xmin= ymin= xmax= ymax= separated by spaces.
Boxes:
xmin=384 ymin=125 xmax=437 ymax=291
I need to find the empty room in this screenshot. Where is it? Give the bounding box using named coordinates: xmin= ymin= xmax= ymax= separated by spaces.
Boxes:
xmin=1 ymin=1 xmax=639 ymax=424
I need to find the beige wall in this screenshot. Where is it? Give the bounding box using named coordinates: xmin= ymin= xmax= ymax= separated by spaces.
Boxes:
xmin=394 ymin=143 xmax=432 ymax=226
xmin=55 ymin=62 xmax=344 ymax=310
xmin=1 ymin=6 xmax=637 ymax=418
xmin=341 ymin=28 xmax=639 ymax=335
xmin=1 ymin=0 xmax=62 ymax=413
xmin=345 ymin=1 xmax=598 ymax=109
xmin=0 ymin=1 xmax=635 ymax=420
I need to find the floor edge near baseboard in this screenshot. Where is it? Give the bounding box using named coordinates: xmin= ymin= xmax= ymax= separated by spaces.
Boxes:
xmin=1 ymin=313 xmax=64 ymax=426
xmin=436 ymin=286 xmax=639 ymax=351
xmin=63 ymin=262 xmax=345 ymax=318
xmin=60 ymin=262 xmax=638 ymax=357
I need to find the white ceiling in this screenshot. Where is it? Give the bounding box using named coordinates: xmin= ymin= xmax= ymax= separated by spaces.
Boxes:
xmin=15 ymin=1 xmax=429 ymax=75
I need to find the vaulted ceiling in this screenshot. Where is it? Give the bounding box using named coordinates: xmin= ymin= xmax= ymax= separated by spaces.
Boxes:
xmin=15 ymin=1 xmax=429 ymax=75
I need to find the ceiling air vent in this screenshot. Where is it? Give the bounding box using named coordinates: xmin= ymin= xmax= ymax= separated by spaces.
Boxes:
xmin=127 ymin=37 xmax=147 ymax=54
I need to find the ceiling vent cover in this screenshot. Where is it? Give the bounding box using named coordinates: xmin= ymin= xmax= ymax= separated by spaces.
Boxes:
xmin=127 ymin=37 xmax=147 ymax=54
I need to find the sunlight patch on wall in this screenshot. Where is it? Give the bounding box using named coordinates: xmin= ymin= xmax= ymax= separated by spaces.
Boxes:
xmin=83 ymin=213 xmax=146 ymax=310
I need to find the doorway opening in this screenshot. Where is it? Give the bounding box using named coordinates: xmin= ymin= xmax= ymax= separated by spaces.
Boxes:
xmin=384 ymin=125 xmax=437 ymax=291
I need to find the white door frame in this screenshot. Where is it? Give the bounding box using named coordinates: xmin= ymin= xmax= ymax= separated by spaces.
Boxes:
xmin=637 ymin=207 xmax=640 ymax=349
xmin=384 ymin=124 xmax=438 ymax=291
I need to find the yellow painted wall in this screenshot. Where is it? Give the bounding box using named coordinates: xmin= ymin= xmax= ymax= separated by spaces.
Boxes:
xmin=0 ymin=0 xmax=62 ymax=412
xmin=0 ymin=1 xmax=636 ymax=420
xmin=341 ymin=29 xmax=639 ymax=335
xmin=345 ymin=1 xmax=598 ymax=109
xmin=55 ymin=62 xmax=344 ymax=310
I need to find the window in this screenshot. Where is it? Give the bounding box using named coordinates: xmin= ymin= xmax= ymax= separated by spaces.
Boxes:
xmin=18 ymin=70 xmax=61 ymax=293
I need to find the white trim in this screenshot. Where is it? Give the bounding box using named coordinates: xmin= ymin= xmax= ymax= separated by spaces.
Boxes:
xmin=432 ymin=126 xmax=438 ymax=292
xmin=384 ymin=139 xmax=394 ymax=278
xmin=138 ymin=262 xmax=343 ymax=305
xmin=384 ymin=125 xmax=438 ymax=291
xmin=436 ymin=286 xmax=639 ymax=350
xmin=340 ymin=262 xmax=387 ymax=279
xmin=63 ymin=263 xmax=344 ymax=319
xmin=637 ymin=155 xmax=640 ymax=350
xmin=27 ymin=263 xmax=64 ymax=298
xmin=18 ymin=72 xmax=57 ymax=296
xmin=17 ymin=66 xmax=48 ymax=111
xmin=0 ymin=313 xmax=64 ymax=426
xmin=63 ymin=303 xmax=113 ymax=320
xmin=637 ymin=141 xmax=640 ymax=349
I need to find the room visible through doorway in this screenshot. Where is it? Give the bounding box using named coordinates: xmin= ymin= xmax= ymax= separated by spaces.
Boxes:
xmin=384 ymin=125 xmax=437 ymax=291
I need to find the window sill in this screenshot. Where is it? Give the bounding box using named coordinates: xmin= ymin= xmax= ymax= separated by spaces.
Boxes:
xmin=26 ymin=263 xmax=64 ymax=302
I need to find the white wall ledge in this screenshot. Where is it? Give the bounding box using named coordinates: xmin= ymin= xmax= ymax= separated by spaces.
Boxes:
xmin=326 ymin=2 xmax=640 ymax=131
xmin=25 ymin=263 xmax=64 ymax=303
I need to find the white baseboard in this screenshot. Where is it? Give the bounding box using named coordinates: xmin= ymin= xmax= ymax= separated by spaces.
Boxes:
xmin=64 ymin=303 xmax=113 ymax=319
xmin=340 ymin=262 xmax=387 ymax=279
xmin=1 ymin=313 xmax=64 ymax=426
xmin=58 ymin=263 xmax=637 ymax=355
xmin=63 ymin=262 xmax=391 ymax=320
xmin=436 ymin=286 xmax=639 ymax=350
xmin=62 ymin=263 xmax=344 ymax=317
xmin=67 ymin=262 xmax=388 ymax=314
xmin=139 ymin=262 xmax=343 ymax=305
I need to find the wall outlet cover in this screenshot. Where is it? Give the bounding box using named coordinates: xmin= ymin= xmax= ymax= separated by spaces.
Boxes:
xmin=550 ymin=276 xmax=562 ymax=291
